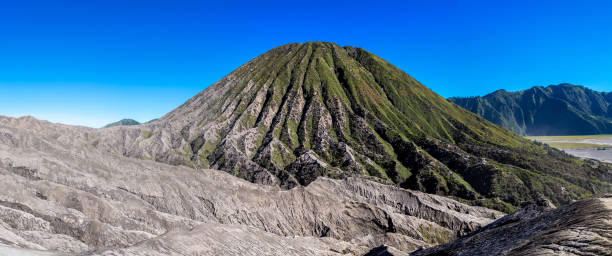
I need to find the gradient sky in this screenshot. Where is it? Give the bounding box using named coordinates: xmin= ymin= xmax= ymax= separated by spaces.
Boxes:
xmin=1 ymin=0 xmax=612 ymax=127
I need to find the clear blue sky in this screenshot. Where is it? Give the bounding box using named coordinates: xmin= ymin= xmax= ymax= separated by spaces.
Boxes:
xmin=1 ymin=0 xmax=612 ymax=127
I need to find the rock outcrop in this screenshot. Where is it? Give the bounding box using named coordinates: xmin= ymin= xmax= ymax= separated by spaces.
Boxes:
xmin=412 ymin=195 xmax=612 ymax=256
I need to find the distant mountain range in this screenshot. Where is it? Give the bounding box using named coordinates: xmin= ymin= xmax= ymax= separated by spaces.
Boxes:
xmin=450 ymin=84 xmax=612 ymax=136
xmin=103 ymin=118 xmax=158 ymax=128
xmin=103 ymin=118 xmax=140 ymax=128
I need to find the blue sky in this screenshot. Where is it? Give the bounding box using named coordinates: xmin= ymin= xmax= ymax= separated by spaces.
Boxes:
xmin=1 ymin=0 xmax=612 ymax=127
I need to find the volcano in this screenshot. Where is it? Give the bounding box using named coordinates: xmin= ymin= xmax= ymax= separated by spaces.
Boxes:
xmin=92 ymin=42 xmax=611 ymax=212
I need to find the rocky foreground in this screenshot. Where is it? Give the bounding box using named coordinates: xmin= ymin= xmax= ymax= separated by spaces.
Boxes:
xmin=0 ymin=116 xmax=502 ymax=255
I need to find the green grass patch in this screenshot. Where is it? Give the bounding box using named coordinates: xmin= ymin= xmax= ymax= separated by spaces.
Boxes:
xmin=142 ymin=130 xmax=153 ymax=139
xmin=418 ymin=224 xmax=454 ymax=244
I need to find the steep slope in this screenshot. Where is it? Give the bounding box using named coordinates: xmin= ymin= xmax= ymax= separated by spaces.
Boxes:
xmin=450 ymin=84 xmax=612 ymax=135
xmin=11 ymin=42 xmax=612 ymax=212
xmin=0 ymin=116 xmax=502 ymax=255
xmin=412 ymin=195 xmax=612 ymax=256
xmin=103 ymin=118 xmax=140 ymax=128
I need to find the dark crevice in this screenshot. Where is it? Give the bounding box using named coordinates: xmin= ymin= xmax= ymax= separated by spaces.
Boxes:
xmin=5 ymin=165 xmax=41 ymax=181
xmin=332 ymin=61 xmax=359 ymax=115
xmin=296 ymin=86 xmax=315 ymax=155
xmin=190 ymin=136 xmax=206 ymax=161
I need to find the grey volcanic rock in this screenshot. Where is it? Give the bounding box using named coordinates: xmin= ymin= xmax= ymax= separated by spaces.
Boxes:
xmin=411 ymin=195 xmax=612 ymax=256
xmin=0 ymin=116 xmax=502 ymax=255
xmin=88 ymin=223 xmax=379 ymax=256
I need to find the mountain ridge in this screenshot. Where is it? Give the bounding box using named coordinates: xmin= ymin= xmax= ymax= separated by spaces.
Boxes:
xmin=103 ymin=118 xmax=140 ymax=128
xmin=450 ymin=83 xmax=612 ymax=135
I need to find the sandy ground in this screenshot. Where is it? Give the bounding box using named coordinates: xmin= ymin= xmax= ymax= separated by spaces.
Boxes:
xmin=528 ymin=135 xmax=612 ymax=163
xmin=0 ymin=245 xmax=55 ymax=256
xmin=563 ymin=148 xmax=612 ymax=163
